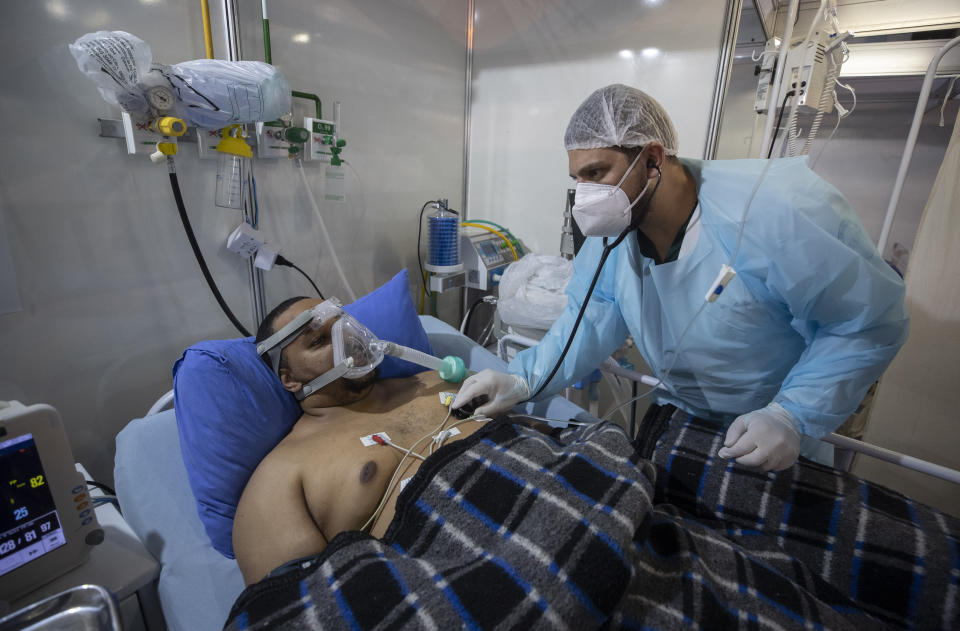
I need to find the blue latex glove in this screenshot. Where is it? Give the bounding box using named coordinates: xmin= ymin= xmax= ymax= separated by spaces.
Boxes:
xmin=717 ymin=402 xmax=802 ymax=471
xmin=452 ymin=369 xmax=530 ymax=417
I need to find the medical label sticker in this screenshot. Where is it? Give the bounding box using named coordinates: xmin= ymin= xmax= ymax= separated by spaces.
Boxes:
xmin=361 ymin=432 xmax=390 ymax=447
xmin=439 ymin=427 xmax=461 ymax=439
xmin=439 ymin=392 xmax=457 ymax=406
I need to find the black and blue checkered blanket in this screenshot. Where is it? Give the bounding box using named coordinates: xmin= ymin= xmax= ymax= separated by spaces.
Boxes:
xmin=225 ymin=409 xmax=960 ymax=630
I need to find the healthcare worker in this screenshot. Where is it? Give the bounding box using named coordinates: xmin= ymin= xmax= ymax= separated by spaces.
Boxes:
xmin=453 ymin=84 xmax=908 ymax=471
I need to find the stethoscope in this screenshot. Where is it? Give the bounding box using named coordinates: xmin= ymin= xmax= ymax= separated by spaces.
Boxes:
xmin=527 ymin=164 xmax=662 ymax=400
xmin=526 ymin=156 xmax=774 ymax=416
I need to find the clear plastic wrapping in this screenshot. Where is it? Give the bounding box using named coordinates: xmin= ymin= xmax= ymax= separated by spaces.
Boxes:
xmin=69 ymin=31 xmax=292 ymax=128
xmin=497 ymin=254 xmax=574 ymax=331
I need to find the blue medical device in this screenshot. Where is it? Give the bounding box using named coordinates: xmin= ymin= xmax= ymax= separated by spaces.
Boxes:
xmin=424 ymin=200 xmax=463 ymax=274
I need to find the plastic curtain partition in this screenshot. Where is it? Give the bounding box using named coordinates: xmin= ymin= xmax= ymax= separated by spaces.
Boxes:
xmin=855 ymin=88 xmax=960 ymax=507
xmin=877 ymin=34 xmax=960 ymax=255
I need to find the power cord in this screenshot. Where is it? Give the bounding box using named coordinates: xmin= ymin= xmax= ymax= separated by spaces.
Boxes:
xmin=461 ymin=295 xmax=497 ymax=342
xmin=767 ymin=90 xmax=796 ymax=159
xmin=417 ymin=200 xmax=439 ymax=298
xmin=275 ymin=254 xmax=324 ymax=299
xmin=85 ymin=479 xmax=116 ymax=496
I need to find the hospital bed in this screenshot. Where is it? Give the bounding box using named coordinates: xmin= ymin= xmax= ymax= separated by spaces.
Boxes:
xmin=113 ymin=316 xmax=589 ymax=631
xmin=115 ymin=316 xmax=960 ymax=630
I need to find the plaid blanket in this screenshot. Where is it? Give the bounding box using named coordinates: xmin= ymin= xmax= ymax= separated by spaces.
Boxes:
xmin=224 ymin=411 xmax=960 ymax=630
xmin=639 ymin=405 xmax=960 ymax=630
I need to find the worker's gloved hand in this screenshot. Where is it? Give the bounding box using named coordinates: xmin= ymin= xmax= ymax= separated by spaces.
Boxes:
xmin=452 ymin=369 xmax=530 ymax=417
xmin=717 ymin=402 xmax=802 ymax=472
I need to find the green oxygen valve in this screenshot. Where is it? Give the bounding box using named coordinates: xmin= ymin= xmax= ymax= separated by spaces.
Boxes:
xmin=329 ymin=138 xmax=346 ymax=166
xmin=284 ymin=127 xmax=310 ymax=144
xmin=438 ymin=355 xmax=467 ymax=383
xmin=284 ymin=126 xmax=309 ymax=159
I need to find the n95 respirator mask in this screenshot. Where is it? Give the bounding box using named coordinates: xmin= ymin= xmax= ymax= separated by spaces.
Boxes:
xmin=572 ymin=151 xmax=650 ymax=238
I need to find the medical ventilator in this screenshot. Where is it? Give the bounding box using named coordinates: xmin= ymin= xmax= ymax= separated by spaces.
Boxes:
xmin=256 ymin=298 xmax=466 ymax=399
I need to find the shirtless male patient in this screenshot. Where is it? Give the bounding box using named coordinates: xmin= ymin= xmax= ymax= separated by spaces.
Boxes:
xmin=233 ymin=297 xmax=516 ymax=585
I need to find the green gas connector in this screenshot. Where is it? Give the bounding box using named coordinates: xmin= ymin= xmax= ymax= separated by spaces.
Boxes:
xmin=438 ymin=355 xmax=467 ymax=383
xmin=284 ymin=127 xmax=310 ymax=144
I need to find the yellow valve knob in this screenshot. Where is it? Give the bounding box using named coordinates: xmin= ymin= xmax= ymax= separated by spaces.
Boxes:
xmin=215 ymin=124 xmax=253 ymax=158
xmin=156 ymin=117 xmax=187 ymax=137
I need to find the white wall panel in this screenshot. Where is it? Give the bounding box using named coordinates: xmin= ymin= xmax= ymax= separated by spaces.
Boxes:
xmin=466 ymin=0 xmax=730 ymax=255
xmin=231 ymin=0 xmax=467 ymax=316
xmin=0 ymin=0 xmax=466 ymax=483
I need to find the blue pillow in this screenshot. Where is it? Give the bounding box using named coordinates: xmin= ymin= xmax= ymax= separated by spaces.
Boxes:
xmin=343 ymin=270 xmax=434 ymax=379
xmin=174 ymin=268 xmax=432 ymax=558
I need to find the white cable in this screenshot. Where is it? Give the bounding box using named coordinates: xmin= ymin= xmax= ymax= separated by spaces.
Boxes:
xmin=601 ymin=300 xmax=708 ymax=421
xmin=477 ymin=317 xmax=495 ymax=347
xmin=296 ymin=161 xmax=357 ymax=301
xmin=810 ymin=112 xmax=842 ymax=169
xmin=834 ymin=77 xmax=857 ymax=116
xmin=939 ymin=75 xmax=959 ymax=127
xmin=460 ymin=296 xmax=496 ymax=334
xmin=361 ymin=408 xmax=462 ymax=532
xmin=601 ymin=158 xmax=775 ymax=422
xmin=601 ymin=372 xmax=632 ymax=425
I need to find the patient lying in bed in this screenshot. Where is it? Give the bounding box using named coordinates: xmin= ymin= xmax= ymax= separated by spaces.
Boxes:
xmin=234 ymin=298 xmax=515 ymax=585
xmin=229 ymin=298 xmax=960 ymax=629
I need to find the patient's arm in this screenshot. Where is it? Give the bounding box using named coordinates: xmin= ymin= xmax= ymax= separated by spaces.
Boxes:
xmin=233 ymin=451 xmax=328 ymax=585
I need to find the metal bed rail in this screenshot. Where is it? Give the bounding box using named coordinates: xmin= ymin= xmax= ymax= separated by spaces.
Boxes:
xmin=498 ymin=333 xmax=960 ymax=485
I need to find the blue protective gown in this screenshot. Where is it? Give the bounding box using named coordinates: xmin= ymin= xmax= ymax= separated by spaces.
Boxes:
xmin=510 ymin=157 xmax=908 ymax=439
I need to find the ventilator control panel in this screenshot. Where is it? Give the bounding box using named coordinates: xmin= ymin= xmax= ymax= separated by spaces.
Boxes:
xmin=462 ymin=233 xmax=514 ymax=291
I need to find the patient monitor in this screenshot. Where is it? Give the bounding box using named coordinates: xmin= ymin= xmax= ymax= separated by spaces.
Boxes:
xmin=0 ymin=401 xmax=104 ymax=603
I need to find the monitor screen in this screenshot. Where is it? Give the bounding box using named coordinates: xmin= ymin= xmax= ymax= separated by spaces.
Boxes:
xmin=0 ymin=433 xmax=66 ymax=576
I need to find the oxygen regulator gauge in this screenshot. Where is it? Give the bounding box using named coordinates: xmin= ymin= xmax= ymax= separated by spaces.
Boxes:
xmin=147 ymin=85 xmax=176 ymax=112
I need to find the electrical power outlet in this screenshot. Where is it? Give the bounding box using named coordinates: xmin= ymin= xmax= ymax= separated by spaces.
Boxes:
xmin=304 ymin=117 xmax=337 ymax=162
xmin=226 ymin=223 xmax=264 ymax=259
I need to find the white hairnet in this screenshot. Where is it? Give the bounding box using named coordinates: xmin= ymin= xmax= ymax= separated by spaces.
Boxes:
xmin=564 ymin=84 xmax=678 ymax=154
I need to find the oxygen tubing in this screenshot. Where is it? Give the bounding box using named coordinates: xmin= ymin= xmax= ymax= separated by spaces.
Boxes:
xmin=381 ymin=342 xmax=467 ymax=383
xmin=296 ymin=160 xmax=357 ymax=301
xmin=167 ymin=158 xmax=251 ymax=337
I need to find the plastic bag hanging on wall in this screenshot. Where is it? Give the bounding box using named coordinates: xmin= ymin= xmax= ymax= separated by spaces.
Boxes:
xmin=69 ymin=31 xmax=153 ymax=115
xmin=69 ymin=31 xmax=292 ymax=128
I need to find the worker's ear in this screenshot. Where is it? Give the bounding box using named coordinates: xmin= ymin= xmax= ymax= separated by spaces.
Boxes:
xmin=279 ymin=369 xmax=303 ymax=394
xmin=643 ymin=142 xmax=666 ymax=175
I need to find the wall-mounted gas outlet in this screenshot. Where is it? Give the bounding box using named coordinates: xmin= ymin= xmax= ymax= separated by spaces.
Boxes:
xmin=120 ymin=112 xmax=160 ymax=155
xmin=256 ymin=121 xmax=292 ymax=158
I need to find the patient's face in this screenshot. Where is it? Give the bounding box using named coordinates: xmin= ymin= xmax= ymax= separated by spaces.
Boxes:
xmin=275 ymin=299 xmax=376 ymax=408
